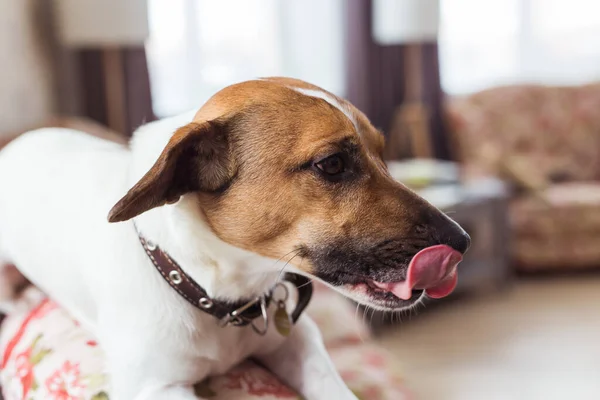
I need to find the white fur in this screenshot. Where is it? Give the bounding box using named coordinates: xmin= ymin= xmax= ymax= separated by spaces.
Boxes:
xmin=292 ymin=87 xmax=359 ymax=132
xmin=0 ymin=115 xmax=357 ymax=399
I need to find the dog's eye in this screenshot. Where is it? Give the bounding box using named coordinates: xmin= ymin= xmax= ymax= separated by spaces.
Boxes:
xmin=315 ymin=154 xmax=345 ymax=176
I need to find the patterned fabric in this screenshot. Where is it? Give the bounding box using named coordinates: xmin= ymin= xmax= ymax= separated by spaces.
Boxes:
xmin=446 ymin=83 xmax=600 ymax=270
xmin=447 ymin=83 xmax=600 ymax=183
xmin=510 ymin=182 xmax=600 ymax=270
xmin=0 ymin=286 xmax=412 ymax=400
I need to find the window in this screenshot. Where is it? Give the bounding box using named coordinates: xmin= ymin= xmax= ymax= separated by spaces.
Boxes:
xmin=440 ymin=0 xmax=600 ymax=94
xmin=147 ymin=0 xmax=600 ymax=108
xmin=146 ymin=0 xmax=345 ymax=117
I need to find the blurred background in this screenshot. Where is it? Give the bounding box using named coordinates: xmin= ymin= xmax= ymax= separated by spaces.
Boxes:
xmin=2 ymin=0 xmax=600 ymax=399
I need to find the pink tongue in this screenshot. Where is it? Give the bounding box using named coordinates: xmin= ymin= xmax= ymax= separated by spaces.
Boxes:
xmin=372 ymin=245 xmax=462 ymax=300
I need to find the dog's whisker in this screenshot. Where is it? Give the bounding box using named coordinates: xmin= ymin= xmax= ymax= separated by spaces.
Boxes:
xmin=353 ymin=302 xmax=366 ymax=343
xmin=361 ymin=304 xmax=369 ymax=330
xmin=275 ymin=250 xmax=301 ymax=284
xmin=369 ymin=306 xmax=376 ymax=327
xmin=270 ymin=248 xmax=300 ymax=272
xmin=295 ymin=279 xmax=314 ymax=290
xmin=293 ymin=256 xmax=307 ymax=285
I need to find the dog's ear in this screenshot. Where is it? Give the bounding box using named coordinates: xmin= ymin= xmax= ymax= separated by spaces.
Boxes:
xmin=107 ymin=120 xmax=235 ymax=223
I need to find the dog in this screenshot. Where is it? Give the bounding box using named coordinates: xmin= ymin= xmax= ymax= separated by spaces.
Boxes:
xmin=0 ymin=77 xmax=470 ymax=399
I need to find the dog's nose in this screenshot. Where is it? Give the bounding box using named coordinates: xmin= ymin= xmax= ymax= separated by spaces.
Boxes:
xmin=446 ymin=228 xmax=471 ymax=254
xmin=438 ymin=220 xmax=471 ymax=254
xmin=428 ymin=212 xmax=471 ymax=254
xmin=420 ymin=209 xmax=471 ymax=254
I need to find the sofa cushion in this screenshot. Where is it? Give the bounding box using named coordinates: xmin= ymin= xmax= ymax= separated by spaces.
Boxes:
xmin=447 ymin=84 xmax=600 ymax=184
xmin=512 ymin=182 xmax=600 ymax=236
xmin=514 ymin=233 xmax=600 ymax=270
xmin=510 ymin=182 xmax=600 ymax=269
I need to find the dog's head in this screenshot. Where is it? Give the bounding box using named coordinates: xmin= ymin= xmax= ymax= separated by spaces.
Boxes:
xmin=108 ymin=77 xmax=470 ymax=310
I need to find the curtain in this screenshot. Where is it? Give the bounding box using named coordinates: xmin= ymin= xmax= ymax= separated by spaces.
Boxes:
xmin=77 ymin=48 xmax=155 ymax=137
xmin=346 ymin=0 xmax=451 ymax=160
xmin=345 ymin=0 xmax=407 ymax=137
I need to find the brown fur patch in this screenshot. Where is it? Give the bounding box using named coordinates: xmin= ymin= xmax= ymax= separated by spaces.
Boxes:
xmin=110 ymin=78 xmax=457 ymax=277
xmin=108 ymin=121 xmax=235 ymax=222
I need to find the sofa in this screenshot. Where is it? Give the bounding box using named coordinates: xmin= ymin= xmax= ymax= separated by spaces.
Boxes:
xmin=0 ymin=118 xmax=413 ymax=399
xmin=446 ymin=83 xmax=600 ymax=271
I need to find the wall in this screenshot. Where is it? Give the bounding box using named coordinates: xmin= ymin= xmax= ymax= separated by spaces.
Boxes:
xmin=0 ymin=0 xmax=54 ymax=137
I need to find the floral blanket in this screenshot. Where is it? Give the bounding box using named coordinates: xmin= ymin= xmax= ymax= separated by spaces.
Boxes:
xmin=0 ymin=286 xmax=413 ymax=399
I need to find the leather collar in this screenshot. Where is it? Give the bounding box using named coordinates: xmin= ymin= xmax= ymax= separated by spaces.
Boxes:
xmin=137 ymin=229 xmax=313 ymax=332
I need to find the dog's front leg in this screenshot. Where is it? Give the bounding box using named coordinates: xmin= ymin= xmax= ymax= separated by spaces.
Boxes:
xmin=130 ymin=385 xmax=203 ymax=400
xmin=256 ymin=316 xmax=358 ymax=400
xmin=101 ymin=332 xmax=207 ymax=400
xmin=105 ymin=356 xmax=204 ymax=400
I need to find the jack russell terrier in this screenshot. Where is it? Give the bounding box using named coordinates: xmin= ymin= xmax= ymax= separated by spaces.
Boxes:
xmin=0 ymin=77 xmax=470 ymax=399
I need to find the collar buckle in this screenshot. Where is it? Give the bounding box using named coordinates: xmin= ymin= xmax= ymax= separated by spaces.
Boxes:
xmin=218 ymin=296 xmax=269 ymax=335
xmin=250 ymin=297 xmax=269 ymax=335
